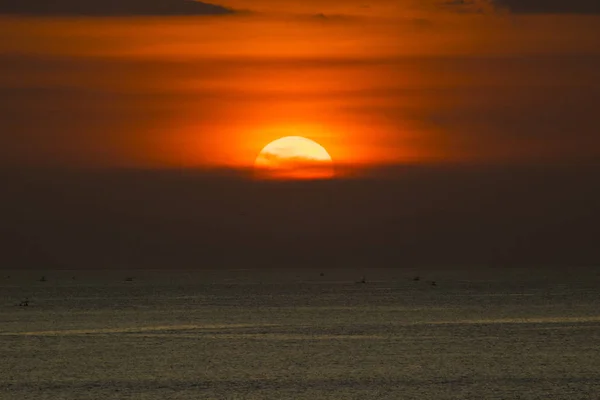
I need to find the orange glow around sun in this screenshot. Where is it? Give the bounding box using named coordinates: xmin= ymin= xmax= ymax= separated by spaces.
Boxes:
xmin=254 ymin=136 xmax=334 ymax=180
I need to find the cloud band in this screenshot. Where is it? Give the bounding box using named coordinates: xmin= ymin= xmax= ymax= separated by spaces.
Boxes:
xmin=0 ymin=0 xmax=235 ymax=16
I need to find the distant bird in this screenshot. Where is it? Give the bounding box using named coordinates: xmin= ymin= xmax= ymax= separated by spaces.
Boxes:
xmin=39 ymin=276 xmax=47 ymax=282
xmin=357 ymin=276 xmax=367 ymax=284
xmin=430 ymin=281 xmax=437 ymax=287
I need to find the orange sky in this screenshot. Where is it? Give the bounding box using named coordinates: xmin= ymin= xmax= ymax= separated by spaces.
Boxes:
xmin=0 ymin=0 xmax=599 ymax=171
xmin=1 ymin=1 xmax=600 ymax=269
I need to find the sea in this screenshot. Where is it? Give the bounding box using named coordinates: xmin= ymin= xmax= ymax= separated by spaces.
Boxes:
xmin=1 ymin=267 xmax=599 ymax=399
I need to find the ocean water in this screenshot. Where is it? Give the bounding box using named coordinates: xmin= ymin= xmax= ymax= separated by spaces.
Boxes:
xmin=1 ymin=268 xmax=599 ymax=399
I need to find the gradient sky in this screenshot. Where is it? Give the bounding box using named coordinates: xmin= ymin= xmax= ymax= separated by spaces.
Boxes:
xmin=1 ymin=0 xmax=599 ymax=269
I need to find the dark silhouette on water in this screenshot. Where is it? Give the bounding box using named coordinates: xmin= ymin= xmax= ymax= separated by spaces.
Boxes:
xmin=125 ymin=277 xmax=134 ymax=282
xmin=39 ymin=276 xmax=47 ymax=282
xmin=19 ymin=298 xmax=29 ymax=307
xmin=430 ymin=281 xmax=437 ymax=287
xmin=356 ymin=276 xmax=367 ymax=284
xmin=413 ymin=276 xmax=420 ymax=281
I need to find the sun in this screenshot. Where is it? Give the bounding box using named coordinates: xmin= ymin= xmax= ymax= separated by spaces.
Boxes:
xmin=254 ymin=136 xmax=334 ymax=180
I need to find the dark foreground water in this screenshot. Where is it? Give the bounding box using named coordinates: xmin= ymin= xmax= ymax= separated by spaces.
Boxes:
xmin=1 ymin=268 xmax=599 ymax=399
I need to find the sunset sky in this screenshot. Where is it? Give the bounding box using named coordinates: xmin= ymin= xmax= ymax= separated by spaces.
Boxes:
xmin=1 ymin=0 xmax=599 ymax=170
xmin=1 ymin=0 xmax=599 ymax=269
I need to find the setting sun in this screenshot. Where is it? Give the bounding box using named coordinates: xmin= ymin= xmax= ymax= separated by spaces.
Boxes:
xmin=254 ymin=136 xmax=334 ymax=180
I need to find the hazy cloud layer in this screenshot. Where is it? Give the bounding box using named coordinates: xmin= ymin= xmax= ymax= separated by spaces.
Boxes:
xmin=0 ymin=0 xmax=235 ymax=16
xmin=1 ymin=166 xmax=599 ymax=268
xmin=1 ymin=53 xmax=599 ymax=167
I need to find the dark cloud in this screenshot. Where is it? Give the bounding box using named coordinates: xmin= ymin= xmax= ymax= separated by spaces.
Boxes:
xmin=0 ymin=0 xmax=235 ymax=16
xmin=444 ymin=0 xmax=600 ymax=14
xmin=493 ymin=0 xmax=600 ymax=14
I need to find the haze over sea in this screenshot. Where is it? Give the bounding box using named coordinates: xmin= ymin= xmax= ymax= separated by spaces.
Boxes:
xmin=1 ymin=267 xmax=599 ymax=399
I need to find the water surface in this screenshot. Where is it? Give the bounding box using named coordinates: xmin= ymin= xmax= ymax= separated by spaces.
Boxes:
xmin=1 ymin=268 xmax=599 ymax=399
